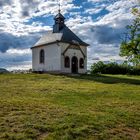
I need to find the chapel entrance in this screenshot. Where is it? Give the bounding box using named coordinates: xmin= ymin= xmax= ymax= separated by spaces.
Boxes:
xmin=71 ymin=56 xmax=78 ymax=73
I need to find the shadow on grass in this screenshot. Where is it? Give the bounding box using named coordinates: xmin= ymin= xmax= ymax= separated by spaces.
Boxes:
xmin=66 ymin=74 xmax=140 ymax=85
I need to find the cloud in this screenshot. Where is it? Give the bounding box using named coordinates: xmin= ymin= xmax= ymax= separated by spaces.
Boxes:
xmin=0 ymin=48 xmax=32 ymax=70
xmin=92 ymin=25 xmax=123 ymax=44
xmin=0 ymin=32 xmax=40 ymax=52
xmin=106 ymin=0 xmax=138 ymax=12
xmin=85 ymin=8 xmax=103 ymax=15
xmin=0 ymin=0 xmax=12 ymax=6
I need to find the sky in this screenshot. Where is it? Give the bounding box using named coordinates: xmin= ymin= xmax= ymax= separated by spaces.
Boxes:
xmin=0 ymin=0 xmax=139 ymax=70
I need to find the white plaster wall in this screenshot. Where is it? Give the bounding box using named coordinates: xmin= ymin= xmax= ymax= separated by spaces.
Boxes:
xmin=60 ymin=43 xmax=87 ymax=74
xmin=32 ymin=43 xmax=61 ymax=72
xmin=60 ymin=43 xmax=71 ymax=73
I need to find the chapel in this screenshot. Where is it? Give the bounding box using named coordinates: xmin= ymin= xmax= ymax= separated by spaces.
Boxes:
xmin=31 ymin=9 xmax=89 ymax=74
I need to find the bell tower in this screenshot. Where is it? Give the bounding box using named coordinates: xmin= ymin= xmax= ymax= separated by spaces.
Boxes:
xmin=53 ymin=3 xmax=66 ymax=33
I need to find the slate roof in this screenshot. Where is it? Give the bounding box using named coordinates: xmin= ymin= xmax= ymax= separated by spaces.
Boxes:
xmin=33 ymin=32 xmax=63 ymax=47
xmin=32 ymin=26 xmax=89 ymax=48
xmin=32 ymin=12 xmax=89 ymax=49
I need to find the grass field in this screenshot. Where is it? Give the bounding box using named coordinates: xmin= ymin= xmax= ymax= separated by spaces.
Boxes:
xmin=0 ymin=74 xmax=140 ymax=140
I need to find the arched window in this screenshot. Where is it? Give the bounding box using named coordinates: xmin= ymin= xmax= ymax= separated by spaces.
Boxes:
xmin=79 ymin=58 xmax=84 ymax=69
xmin=40 ymin=49 xmax=45 ymax=64
xmin=65 ymin=56 xmax=70 ymax=68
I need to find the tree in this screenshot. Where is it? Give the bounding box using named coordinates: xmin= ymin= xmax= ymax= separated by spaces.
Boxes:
xmin=120 ymin=8 xmax=140 ymax=66
xmin=90 ymin=61 xmax=140 ymax=75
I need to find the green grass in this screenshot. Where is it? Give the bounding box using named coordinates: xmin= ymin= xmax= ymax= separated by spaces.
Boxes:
xmin=0 ymin=74 xmax=140 ymax=140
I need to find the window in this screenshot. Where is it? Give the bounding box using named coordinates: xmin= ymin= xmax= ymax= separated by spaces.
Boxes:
xmin=40 ymin=49 xmax=45 ymax=64
xmin=79 ymin=58 xmax=84 ymax=69
xmin=65 ymin=56 xmax=70 ymax=68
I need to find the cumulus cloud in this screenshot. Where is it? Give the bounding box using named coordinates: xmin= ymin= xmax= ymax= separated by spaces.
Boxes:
xmin=0 ymin=0 xmax=12 ymax=6
xmin=0 ymin=32 xmax=41 ymax=52
xmin=92 ymin=25 xmax=122 ymax=44
xmin=85 ymin=8 xmax=103 ymax=14
xmin=0 ymin=48 xmax=32 ymax=70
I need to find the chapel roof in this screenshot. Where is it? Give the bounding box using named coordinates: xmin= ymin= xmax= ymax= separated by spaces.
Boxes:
xmin=32 ymin=11 xmax=89 ymax=49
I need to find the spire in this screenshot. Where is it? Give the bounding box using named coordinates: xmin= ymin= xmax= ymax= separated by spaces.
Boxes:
xmin=54 ymin=1 xmax=65 ymax=21
xmin=58 ymin=1 xmax=61 ymax=13
xmin=53 ymin=1 xmax=66 ymax=33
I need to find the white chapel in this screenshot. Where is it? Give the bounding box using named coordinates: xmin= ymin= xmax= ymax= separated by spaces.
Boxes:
xmin=31 ymin=10 xmax=89 ymax=74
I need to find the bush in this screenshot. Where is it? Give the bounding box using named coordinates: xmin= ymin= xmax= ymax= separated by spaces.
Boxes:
xmin=90 ymin=61 xmax=140 ymax=75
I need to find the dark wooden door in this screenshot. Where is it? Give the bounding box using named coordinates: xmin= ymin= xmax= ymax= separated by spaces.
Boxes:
xmin=72 ymin=56 xmax=78 ymax=73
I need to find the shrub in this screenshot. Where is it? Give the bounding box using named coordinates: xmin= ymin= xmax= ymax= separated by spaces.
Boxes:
xmin=90 ymin=61 xmax=140 ymax=75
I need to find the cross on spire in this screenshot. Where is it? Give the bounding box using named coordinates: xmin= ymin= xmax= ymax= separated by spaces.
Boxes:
xmin=58 ymin=0 xmax=61 ymax=13
xmin=59 ymin=3 xmax=61 ymax=13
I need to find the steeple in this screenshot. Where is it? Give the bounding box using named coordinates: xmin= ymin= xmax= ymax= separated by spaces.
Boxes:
xmin=53 ymin=3 xmax=65 ymax=33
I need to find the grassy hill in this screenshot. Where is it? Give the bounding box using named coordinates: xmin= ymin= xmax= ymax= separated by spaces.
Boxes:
xmin=0 ymin=74 xmax=140 ymax=140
